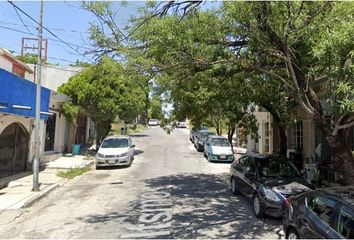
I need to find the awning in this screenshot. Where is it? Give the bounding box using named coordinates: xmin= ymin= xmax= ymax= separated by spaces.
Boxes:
xmin=0 ymin=68 xmax=50 ymax=119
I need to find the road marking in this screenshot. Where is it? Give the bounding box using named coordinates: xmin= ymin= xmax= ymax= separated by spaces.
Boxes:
xmin=122 ymin=190 xmax=173 ymax=238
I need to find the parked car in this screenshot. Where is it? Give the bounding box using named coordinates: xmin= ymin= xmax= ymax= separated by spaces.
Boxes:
xmin=230 ymin=154 xmax=315 ymax=218
xmin=95 ymin=135 xmax=135 ymax=169
xmin=148 ymin=119 xmax=159 ymax=126
xmin=177 ymin=121 xmax=187 ymax=128
xmin=204 ymin=135 xmax=234 ymax=162
xmin=194 ymin=130 xmax=216 ymax=151
xmin=189 ymin=126 xmax=208 ymax=143
xmin=283 ymin=186 xmax=354 ymax=239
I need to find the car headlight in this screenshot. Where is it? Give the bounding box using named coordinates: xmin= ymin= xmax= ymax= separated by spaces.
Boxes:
xmin=97 ymin=153 xmax=104 ymax=158
xmin=263 ymin=188 xmax=281 ymax=202
xmin=120 ymin=152 xmax=128 ymax=157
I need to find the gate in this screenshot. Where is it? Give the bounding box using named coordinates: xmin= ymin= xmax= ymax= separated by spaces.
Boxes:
xmin=0 ymin=123 xmax=29 ymax=178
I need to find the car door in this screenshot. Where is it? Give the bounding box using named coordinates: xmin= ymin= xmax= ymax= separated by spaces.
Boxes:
xmin=232 ymin=156 xmax=247 ymax=195
xmin=329 ymin=204 xmax=354 ymax=239
xmin=242 ymin=157 xmax=257 ymax=199
xmin=234 ymin=156 xmax=254 ymax=198
xmin=299 ymin=194 xmax=338 ymax=238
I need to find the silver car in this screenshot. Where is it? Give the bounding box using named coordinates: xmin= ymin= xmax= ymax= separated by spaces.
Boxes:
xmin=95 ymin=135 xmax=135 ymax=169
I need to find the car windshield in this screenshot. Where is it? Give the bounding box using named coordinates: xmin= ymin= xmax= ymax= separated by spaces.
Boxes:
xmin=212 ymin=138 xmax=230 ymax=147
xmin=101 ymin=138 xmax=129 ymax=148
xmin=259 ymin=157 xmax=301 ymax=178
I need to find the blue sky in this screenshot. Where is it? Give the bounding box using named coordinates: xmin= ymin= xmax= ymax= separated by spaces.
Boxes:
xmin=0 ymin=1 xmax=142 ymax=65
xmin=0 ymin=1 xmax=220 ymax=66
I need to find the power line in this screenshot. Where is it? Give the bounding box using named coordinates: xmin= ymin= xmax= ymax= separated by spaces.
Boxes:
xmin=12 ymin=4 xmax=34 ymax=35
xmin=0 ymin=24 xmax=94 ymax=51
xmin=0 ymin=20 xmax=90 ymax=34
xmin=7 ymin=1 xmax=94 ymax=63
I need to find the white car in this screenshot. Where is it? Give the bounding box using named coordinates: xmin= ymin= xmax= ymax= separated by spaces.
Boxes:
xmin=177 ymin=121 xmax=187 ymax=128
xmin=95 ymin=136 xmax=135 ymax=169
xmin=204 ymin=136 xmax=234 ymax=162
xmin=148 ymin=119 xmax=158 ymax=126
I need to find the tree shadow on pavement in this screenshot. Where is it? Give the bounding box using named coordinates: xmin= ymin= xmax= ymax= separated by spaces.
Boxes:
xmin=76 ymin=173 xmax=284 ymax=239
xmin=142 ymin=173 xmax=284 ymax=239
xmin=129 ymin=134 xmax=150 ymax=138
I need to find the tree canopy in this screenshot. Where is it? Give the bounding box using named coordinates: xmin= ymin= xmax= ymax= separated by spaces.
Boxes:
xmin=59 ymin=56 xmax=148 ymax=142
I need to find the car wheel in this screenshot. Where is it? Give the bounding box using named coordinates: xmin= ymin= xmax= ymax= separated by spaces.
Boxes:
xmin=230 ymin=177 xmax=240 ymax=195
xmin=253 ymin=194 xmax=264 ymax=218
xmin=286 ymin=228 xmax=299 ymax=240
xmin=203 ymin=151 xmax=207 ymax=157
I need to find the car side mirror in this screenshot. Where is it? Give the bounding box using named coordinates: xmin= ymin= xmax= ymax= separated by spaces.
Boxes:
xmin=131 ymin=144 xmax=136 ymax=148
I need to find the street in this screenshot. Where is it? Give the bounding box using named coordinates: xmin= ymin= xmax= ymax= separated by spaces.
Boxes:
xmin=1 ymin=127 xmax=283 ymax=239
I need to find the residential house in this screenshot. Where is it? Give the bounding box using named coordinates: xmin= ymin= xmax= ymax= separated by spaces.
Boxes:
xmin=0 ymin=48 xmax=50 ymax=178
xmin=28 ymin=64 xmax=95 ymax=158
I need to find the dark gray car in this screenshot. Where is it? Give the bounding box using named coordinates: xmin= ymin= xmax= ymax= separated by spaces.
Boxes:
xmin=230 ymin=154 xmax=315 ymax=218
xmin=194 ymin=130 xmax=215 ymax=152
xmin=283 ymin=187 xmax=354 ymax=239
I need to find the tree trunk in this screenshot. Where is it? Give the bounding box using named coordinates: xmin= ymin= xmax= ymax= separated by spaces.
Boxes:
xmin=326 ymin=132 xmax=354 ymax=185
xmin=228 ymin=124 xmax=236 ymax=153
xmin=277 ymin=124 xmax=288 ymax=156
xmin=227 ymin=124 xmax=236 ymax=145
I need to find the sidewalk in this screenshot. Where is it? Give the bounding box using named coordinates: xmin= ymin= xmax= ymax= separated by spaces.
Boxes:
xmin=0 ymin=155 xmax=93 ymax=210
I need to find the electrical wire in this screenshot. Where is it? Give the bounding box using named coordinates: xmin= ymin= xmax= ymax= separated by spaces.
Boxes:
xmin=0 ymin=20 xmax=90 ymax=34
xmin=12 ymin=4 xmax=34 ymax=35
xmin=0 ymin=24 xmax=93 ymax=51
xmin=7 ymin=1 xmax=94 ymax=63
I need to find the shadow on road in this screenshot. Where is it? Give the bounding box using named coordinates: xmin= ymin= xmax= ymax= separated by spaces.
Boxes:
xmin=134 ymin=150 xmax=144 ymax=156
xmin=129 ymin=134 xmax=150 ymax=138
xmin=143 ymin=173 xmax=283 ymax=239
xmin=76 ymin=173 xmax=283 ymax=239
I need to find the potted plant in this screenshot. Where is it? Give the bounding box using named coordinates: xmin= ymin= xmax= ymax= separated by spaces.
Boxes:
xmin=60 ymin=102 xmax=80 ymax=155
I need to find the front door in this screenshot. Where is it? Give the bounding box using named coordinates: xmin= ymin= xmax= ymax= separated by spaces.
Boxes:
xmin=0 ymin=123 xmax=29 ymax=177
xmin=45 ymin=113 xmax=56 ymax=151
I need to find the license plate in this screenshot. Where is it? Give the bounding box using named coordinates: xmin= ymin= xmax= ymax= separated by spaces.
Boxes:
xmin=220 ymin=155 xmax=226 ymax=159
xmin=109 ymin=160 xmax=116 ymax=164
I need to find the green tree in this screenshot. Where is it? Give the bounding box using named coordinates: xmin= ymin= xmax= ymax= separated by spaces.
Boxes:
xmin=148 ymin=96 xmax=164 ymax=120
xmin=59 ymin=56 xmax=146 ymax=142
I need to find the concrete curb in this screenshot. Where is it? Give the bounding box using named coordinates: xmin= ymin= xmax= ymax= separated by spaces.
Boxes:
xmin=22 ymin=178 xmax=68 ymax=209
xmin=22 ymin=163 xmax=94 ymax=208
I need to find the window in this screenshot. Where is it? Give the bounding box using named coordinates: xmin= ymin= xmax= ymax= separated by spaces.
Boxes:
xmin=239 ymin=157 xmax=255 ymax=173
xmin=337 ymin=205 xmax=354 ymax=239
xmin=294 ymin=121 xmax=303 ymax=150
xmin=307 ymin=196 xmax=337 ymax=225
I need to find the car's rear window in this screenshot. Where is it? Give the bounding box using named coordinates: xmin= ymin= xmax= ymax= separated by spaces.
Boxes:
xmin=101 ymin=138 xmax=129 ymax=148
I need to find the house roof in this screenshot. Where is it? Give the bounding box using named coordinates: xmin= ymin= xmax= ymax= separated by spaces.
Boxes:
xmin=0 ymin=48 xmax=34 ymax=74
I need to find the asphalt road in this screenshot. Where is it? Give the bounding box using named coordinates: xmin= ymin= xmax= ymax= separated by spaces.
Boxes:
xmin=1 ymin=127 xmax=284 ymax=239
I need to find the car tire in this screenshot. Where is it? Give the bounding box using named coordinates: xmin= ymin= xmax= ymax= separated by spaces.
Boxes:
xmin=230 ymin=177 xmax=240 ymax=195
xmin=253 ymin=194 xmax=264 ymax=218
xmin=203 ymin=151 xmax=207 ymax=157
xmin=286 ymin=228 xmax=299 ymax=240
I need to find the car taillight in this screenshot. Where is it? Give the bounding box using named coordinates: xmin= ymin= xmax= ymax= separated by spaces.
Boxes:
xmin=283 ymin=198 xmax=291 ymax=208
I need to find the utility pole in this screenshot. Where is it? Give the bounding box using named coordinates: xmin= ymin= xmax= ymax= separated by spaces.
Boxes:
xmin=33 ymin=0 xmax=43 ymax=192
